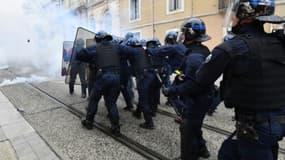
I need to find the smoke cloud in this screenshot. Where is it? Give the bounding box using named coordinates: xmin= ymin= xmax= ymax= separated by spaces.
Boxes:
xmin=0 ymin=0 xmax=94 ymax=77
xmin=0 ymin=75 xmax=48 ymax=87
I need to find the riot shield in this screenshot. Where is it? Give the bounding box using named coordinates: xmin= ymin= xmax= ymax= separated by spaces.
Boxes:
xmin=86 ymin=39 xmax=96 ymax=48
xmin=65 ymin=27 xmax=96 ymax=84
xmin=61 ymin=41 xmax=73 ymax=76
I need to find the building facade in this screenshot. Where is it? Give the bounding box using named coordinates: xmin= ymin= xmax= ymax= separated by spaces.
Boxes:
xmin=63 ymin=0 xmax=120 ymax=35
xmin=62 ymin=0 xmax=285 ymax=48
xmin=119 ymin=0 xmax=285 ymax=49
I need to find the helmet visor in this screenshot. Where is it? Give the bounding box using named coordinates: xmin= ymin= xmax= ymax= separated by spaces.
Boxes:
xmin=177 ymin=31 xmax=185 ymax=43
xmin=223 ymin=0 xmax=240 ymax=34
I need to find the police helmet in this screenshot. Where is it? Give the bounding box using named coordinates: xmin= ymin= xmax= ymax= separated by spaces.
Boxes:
xmin=95 ymin=31 xmax=113 ymax=43
xmin=112 ymin=36 xmax=123 ymax=44
xmin=224 ymin=0 xmax=284 ymax=29
xmin=165 ymin=31 xmax=178 ymax=44
xmin=94 ymin=31 xmax=107 ymax=43
xmin=125 ymin=32 xmax=134 ymax=40
xmin=180 ymin=17 xmax=211 ymax=43
xmin=140 ymin=39 xmax=147 ymax=47
xmin=126 ymin=37 xmax=141 ymax=47
xmin=146 ymin=38 xmax=161 ymax=48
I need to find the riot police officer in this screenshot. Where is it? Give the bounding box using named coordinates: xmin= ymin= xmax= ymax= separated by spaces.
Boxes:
xmin=163 ymin=31 xmax=186 ymax=106
xmin=79 ymin=31 xmax=122 ymax=135
xmin=87 ymin=31 xmax=107 ymax=97
xmin=164 ymin=31 xmax=178 ymax=46
xmin=127 ymin=38 xmax=155 ymax=129
xmin=164 ymin=0 xmax=285 ymax=159
xmin=69 ymin=38 xmax=87 ymax=98
xmin=120 ymin=32 xmax=135 ymax=111
xmin=165 ymin=17 xmax=213 ymax=160
xmin=146 ymin=38 xmax=164 ymax=116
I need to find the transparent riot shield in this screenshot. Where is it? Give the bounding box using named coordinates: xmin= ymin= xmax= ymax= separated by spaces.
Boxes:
xmin=65 ymin=27 xmax=96 ymax=84
xmin=85 ymin=38 xmax=97 ymax=85
xmin=86 ymin=39 xmax=96 ymax=48
xmin=61 ymin=41 xmax=73 ymax=76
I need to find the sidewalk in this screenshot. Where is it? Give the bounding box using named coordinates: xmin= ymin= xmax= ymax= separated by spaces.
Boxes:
xmin=0 ymin=91 xmax=60 ymax=160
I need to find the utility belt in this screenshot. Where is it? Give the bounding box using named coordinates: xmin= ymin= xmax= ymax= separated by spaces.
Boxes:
xmin=96 ymin=67 xmax=120 ymax=77
xmin=235 ymin=113 xmax=285 ymax=140
xmin=135 ymin=68 xmax=154 ymax=80
xmin=237 ymin=114 xmax=285 ymax=125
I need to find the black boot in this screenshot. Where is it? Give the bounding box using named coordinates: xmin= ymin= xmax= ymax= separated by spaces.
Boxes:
xmin=198 ymin=146 xmax=210 ymax=158
xmin=132 ymin=110 xmax=142 ymax=119
xmin=150 ymin=110 xmax=157 ymax=117
xmin=139 ymin=122 xmax=154 ymax=129
xmin=81 ymin=84 xmax=87 ymax=98
xmin=140 ymin=113 xmax=154 ymax=129
xmin=111 ymin=125 xmax=121 ymax=136
xmin=81 ymin=117 xmax=93 ymax=130
xmin=69 ymin=84 xmax=74 ymax=94
xmin=123 ymin=105 xmax=134 ymax=111
xmin=81 ymin=93 xmax=86 ymax=98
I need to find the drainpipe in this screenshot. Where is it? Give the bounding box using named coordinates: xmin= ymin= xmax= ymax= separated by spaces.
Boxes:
xmin=152 ymin=0 xmax=155 ymax=38
xmin=191 ymin=0 xmax=194 ymax=17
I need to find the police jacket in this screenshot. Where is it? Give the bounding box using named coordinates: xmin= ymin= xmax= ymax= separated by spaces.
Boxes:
xmin=167 ymin=43 xmax=186 ymax=72
xmin=146 ymin=43 xmax=186 ymax=73
xmin=173 ymin=43 xmax=212 ymax=99
xmin=168 ymin=22 xmax=285 ymax=112
xmin=76 ymin=40 xmax=137 ymax=71
xmin=128 ymin=46 xmax=152 ymax=77
xmin=181 ymin=43 xmax=210 ymax=78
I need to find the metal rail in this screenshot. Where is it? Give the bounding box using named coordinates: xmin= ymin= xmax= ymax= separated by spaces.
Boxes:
xmin=28 ymin=83 xmax=170 ymax=160
xmin=156 ymin=109 xmax=285 ymax=155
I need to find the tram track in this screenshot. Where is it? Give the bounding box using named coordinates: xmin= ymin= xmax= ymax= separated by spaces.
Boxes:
xmin=4 ymin=69 xmax=285 ymax=157
xmin=28 ymin=83 xmax=171 ymax=160
xmin=4 ymin=69 xmax=173 ymax=160
xmin=156 ymin=108 xmax=285 ymax=155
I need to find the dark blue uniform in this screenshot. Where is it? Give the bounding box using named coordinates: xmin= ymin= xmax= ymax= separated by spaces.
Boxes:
xmin=128 ymin=46 xmax=156 ymax=129
xmin=119 ymin=53 xmax=134 ymax=110
xmin=78 ymin=41 xmax=136 ymax=134
xmin=166 ymin=42 xmax=186 ymax=73
xmin=147 ymin=43 xmax=186 ymax=111
xmin=69 ymin=44 xmax=87 ymax=97
xmin=171 ymin=42 xmax=213 ymax=160
xmin=120 ymin=38 xmax=135 ymax=111
xmin=167 ymin=23 xmax=285 ymax=160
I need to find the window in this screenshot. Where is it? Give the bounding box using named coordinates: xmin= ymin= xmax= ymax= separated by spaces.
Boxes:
xmin=129 ymin=0 xmax=140 ymax=21
xmin=168 ymin=0 xmax=182 ymax=12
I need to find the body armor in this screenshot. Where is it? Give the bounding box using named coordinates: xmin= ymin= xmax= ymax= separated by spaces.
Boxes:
xmin=220 ymin=35 xmax=285 ymax=111
xmin=131 ymin=47 xmax=151 ymax=76
xmin=95 ymin=42 xmax=120 ymax=70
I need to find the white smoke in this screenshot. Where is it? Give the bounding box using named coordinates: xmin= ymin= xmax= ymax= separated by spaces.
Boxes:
xmin=0 ymin=0 xmax=95 ymax=77
xmin=0 ymin=75 xmax=48 ymax=87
